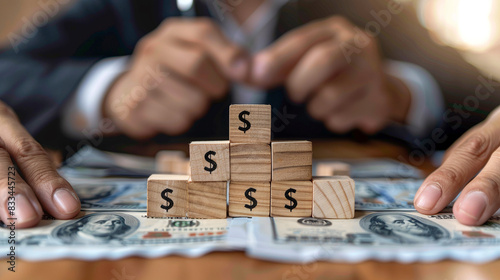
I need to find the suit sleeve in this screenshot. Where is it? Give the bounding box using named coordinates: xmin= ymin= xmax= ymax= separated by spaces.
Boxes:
xmin=0 ymin=0 xmax=143 ymax=136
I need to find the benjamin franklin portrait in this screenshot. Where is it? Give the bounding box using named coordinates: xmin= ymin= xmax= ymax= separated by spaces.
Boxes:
xmin=360 ymin=213 xmax=450 ymax=244
xmin=52 ymin=213 xmax=140 ymax=245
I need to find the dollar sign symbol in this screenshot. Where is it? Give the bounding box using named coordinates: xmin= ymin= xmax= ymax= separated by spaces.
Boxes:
xmin=244 ymin=188 xmax=257 ymax=211
xmin=284 ymin=188 xmax=297 ymax=212
xmin=161 ymin=188 xmax=174 ymax=212
xmin=204 ymin=151 xmax=217 ymax=174
xmin=238 ymin=111 xmax=251 ymax=133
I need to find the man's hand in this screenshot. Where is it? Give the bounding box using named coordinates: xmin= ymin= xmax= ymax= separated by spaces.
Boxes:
xmin=415 ymin=106 xmax=500 ymax=225
xmin=104 ymin=18 xmax=249 ymax=139
xmin=251 ymin=16 xmax=411 ymax=134
xmin=0 ymin=101 xmax=80 ymax=228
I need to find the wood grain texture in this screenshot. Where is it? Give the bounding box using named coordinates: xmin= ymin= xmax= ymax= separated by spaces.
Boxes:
xmin=147 ymin=174 xmax=189 ymax=218
xmin=187 ymin=181 xmax=227 ymax=219
xmin=156 ymin=150 xmax=190 ymax=175
xmin=312 ymin=176 xmax=355 ymax=219
xmin=316 ymin=162 xmax=350 ymax=176
xmin=190 ymin=141 xmax=230 ymax=182
xmin=229 ymin=104 xmax=271 ymax=144
xmin=230 ymin=143 xmax=271 ymax=182
xmin=228 ymin=181 xmax=270 ymax=217
xmin=272 ymin=141 xmax=312 ymax=181
xmin=271 ymin=181 xmax=312 ymax=217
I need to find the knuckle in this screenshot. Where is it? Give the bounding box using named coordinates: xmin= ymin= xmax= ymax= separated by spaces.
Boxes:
xmin=167 ymin=116 xmax=192 ymax=136
xmin=31 ymin=170 xmax=66 ymax=190
xmin=326 ymin=118 xmax=349 ymax=133
xmin=135 ymin=36 xmax=157 ymax=56
xmin=0 ymin=147 xmax=9 ymax=158
xmin=211 ymin=82 xmax=229 ymax=99
xmin=11 ymin=137 xmax=46 ymax=161
xmin=185 ymin=49 xmax=210 ymax=77
xmin=159 ymin=17 xmax=181 ymax=29
xmin=459 ymin=133 xmax=491 ymax=161
xmin=312 ymin=43 xmax=333 ymax=59
xmin=196 ymin=18 xmax=217 ymax=34
xmin=0 ymin=102 xmax=16 ymax=119
xmin=473 ymin=176 xmax=500 ymax=196
xmin=328 ymin=16 xmax=353 ymax=31
xmin=192 ymin=98 xmax=210 ymax=119
xmin=307 ymin=105 xmax=323 ymax=121
xmin=360 ymin=119 xmax=384 ymax=135
xmin=434 ymin=166 xmax=462 ymax=185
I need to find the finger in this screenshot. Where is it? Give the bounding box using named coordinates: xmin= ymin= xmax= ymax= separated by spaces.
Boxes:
xmin=414 ymin=117 xmax=500 ymax=215
xmin=139 ymin=97 xmax=194 ymax=136
xmin=285 ymin=39 xmax=352 ymax=103
xmin=251 ymin=18 xmax=338 ymax=88
xmin=442 ymin=125 xmax=482 ymax=163
xmin=306 ymin=68 xmax=367 ymax=120
xmin=0 ymin=146 xmax=43 ymax=228
xmin=155 ymin=75 xmax=211 ymax=120
xmin=0 ymin=111 xmax=80 ymax=220
xmin=453 ymin=147 xmax=500 ymax=225
xmin=324 ymin=88 xmax=388 ymax=134
xmin=152 ymin=42 xmax=229 ymax=98
xmin=162 ymin=18 xmax=250 ymax=82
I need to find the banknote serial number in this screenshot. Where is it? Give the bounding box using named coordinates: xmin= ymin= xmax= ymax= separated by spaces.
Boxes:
xmin=6 ymin=166 xmax=16 ymax=272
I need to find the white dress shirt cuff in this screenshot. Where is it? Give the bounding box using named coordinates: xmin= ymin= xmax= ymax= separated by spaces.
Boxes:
xmin=62 ymin=56 xmax=129 ymax=139
xmin=385 ymin=60 xmax=444 ymax=138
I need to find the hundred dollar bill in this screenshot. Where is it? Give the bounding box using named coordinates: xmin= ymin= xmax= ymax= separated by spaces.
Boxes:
xmin=355 ymin=178 xmax=420 ymax=211
xmin=59 ymin=146 xmax=155 ymax=178
xmin=248 ymin=212 xmax=500 ymax=263
xmin=68 ymin=178 xmax=147 ymax=211
xmin=354 ymin=179 xmax=454 ymax=211
xmin=0 ymin=212 xmax=240 ymax=261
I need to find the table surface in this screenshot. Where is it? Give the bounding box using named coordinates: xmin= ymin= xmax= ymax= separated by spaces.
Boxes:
xmin=3 ymin=140 xmax=497 ymax=280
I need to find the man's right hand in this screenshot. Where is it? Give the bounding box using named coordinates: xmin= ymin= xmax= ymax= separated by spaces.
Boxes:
xmin=104 ymin=18 xmax=249 ymax=139
xmin=0 ymin=101 xmax=80 ymax=228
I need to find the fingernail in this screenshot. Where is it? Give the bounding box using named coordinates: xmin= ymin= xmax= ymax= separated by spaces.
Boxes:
xmin=53 ymin=189 xmax=80 ymax=215
xmin=415 ymin=184 xmax=442 ymax=211
xmin=231 ymin=57 xmax=249 ymax=81
xmin=11 ymin=194 xmax=38 ymax=223
xmin=459 ymin=191 xmax=488 ymax=220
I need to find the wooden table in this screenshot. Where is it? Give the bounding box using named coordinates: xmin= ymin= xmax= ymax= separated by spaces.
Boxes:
xmin=3 ymin=140 xmax=496 ymax=280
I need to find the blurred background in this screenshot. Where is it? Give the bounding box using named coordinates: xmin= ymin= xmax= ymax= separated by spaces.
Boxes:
xmin=1 ymin=0 xmax=499 ymax=81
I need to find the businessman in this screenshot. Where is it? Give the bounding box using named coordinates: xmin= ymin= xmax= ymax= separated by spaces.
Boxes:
xmin=0 ymin=0 xmax=498 ymax=227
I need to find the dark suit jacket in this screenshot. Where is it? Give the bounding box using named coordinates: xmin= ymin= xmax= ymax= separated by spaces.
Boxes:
xmin=0 ymin=0 xmax=495 ymax=151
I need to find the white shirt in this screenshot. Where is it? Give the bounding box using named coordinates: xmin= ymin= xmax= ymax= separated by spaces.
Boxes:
xmin=62 ymin=0 xmax=443 ymax=139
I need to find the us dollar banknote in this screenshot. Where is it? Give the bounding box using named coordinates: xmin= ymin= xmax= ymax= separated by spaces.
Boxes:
xmin=70 ymin=177 xmax=429 ymax=212
xmin=0 ymin=212 xmax=238 ymax=260
xmin=69 ymin=178 xmax=147 ymax=211
xmin=354 ymin=179 xmax=454 ymax=211
xmin=247 ymin=212 xmax=500 ymax=262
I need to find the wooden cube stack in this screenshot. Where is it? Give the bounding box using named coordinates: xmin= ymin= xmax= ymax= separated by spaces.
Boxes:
xmin=228 ymin=105 xmax=272 ymax=217
xmin=147 ymin=104 xmax=355 ymax=219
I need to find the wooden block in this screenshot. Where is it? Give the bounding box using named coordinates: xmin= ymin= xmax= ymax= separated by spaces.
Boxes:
xmin=147 ymin=174 xmax=189 ymax=218
xmin=190 ymin=141 xmax=230 ymax=182
xmin=228 ymin=181 xmax=270 ymax=217
xmin=312 ymin=176 xmax=355 ymax=219
xmin=230 ymin=143 xmax=271 ymax=182
xmin=187 ymin=181 xmax=227 ymax=219
xmin=156 ymin=150 xmax=190 ymax=175
xmin=271 ymin=181 xmax=313 ymax=217
xmin=272 ymin=141 xmax=312 ymax=181
xmin=229 ymin=104 xmax=271 ymax=144
xmin=316 ymin=162 xmax=350 ymax=176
